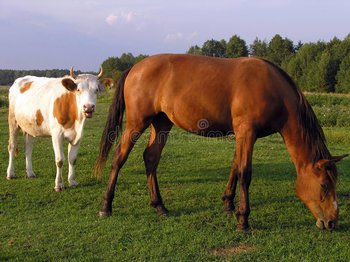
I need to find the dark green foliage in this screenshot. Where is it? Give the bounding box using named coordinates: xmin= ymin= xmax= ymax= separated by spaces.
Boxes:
xmin=201 ymin=39 xmax=226 ymax=57
xmin=187 ymin=45 xmax=202 ymax=55
xmin=101 ymin=53 xmax=148 ymax=82
xmin=266 ymin=34 xmax=295 ymax=66
xmin=226 ymin=35 xmax=248 ymax=58
xmin=249 ymin=37 xmax=269 ymax=57
xmin=336 ymin=53 xmax=350 ymax=93
xmin=0 ymin=69 xmax=79 ymax=86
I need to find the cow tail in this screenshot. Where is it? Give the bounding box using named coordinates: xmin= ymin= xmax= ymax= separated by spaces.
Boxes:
xmin=94 ymin=68 xmax=131 ymax=178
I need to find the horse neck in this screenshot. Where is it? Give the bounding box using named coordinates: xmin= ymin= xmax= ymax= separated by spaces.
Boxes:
xmin=281 ymin=119 xmax=314 ymax=173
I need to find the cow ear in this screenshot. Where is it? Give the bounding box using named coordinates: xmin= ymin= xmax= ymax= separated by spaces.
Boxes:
xmin=61 ymin=78 xmax=77 ymax=92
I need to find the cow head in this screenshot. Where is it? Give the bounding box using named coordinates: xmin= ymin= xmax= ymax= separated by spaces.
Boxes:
xmin=61 ymin=67 xmax=104 ymax=118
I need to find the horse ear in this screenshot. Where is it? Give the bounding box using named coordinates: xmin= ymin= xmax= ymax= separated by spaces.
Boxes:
xmin=315 ymin=154 xmax=348 ymax=170
xmin=315 ymin=159 xmax=332 ymax=170
xmin=61 ymin=78 xmax=77 ymax=92
xmin=331 ymin=154 xmax=348 ymax=163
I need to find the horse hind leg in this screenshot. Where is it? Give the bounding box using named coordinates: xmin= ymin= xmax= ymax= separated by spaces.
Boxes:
xmin=143 ymin=114 xmax=173 ymax=216
xmin=100 ymin=122 xmax=149 ymax=217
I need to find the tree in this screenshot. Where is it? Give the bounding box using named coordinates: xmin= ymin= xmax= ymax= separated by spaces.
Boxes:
xmin=336 ymin=53 xmax=350 ymax=93
xmin=284 ymin=42 xmax=326 ymax=89
xmin=226 ymin=35 xmax=248 ymax=58
xmin=302 ymin=50 xmax=335 ymax=92
xmin=201 ymin=39 xmax=226 ymax=57
xmin=267 ymin=34 xmax=295 ymax=66
xmin=249 ymin=37 xmax=268 ymax=57
xmin=187 ymin=45 xmax=202 ymax=55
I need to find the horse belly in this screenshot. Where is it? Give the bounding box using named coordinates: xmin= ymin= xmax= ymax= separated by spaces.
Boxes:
xmin=163 ymin=104 xmax=233 ymax=137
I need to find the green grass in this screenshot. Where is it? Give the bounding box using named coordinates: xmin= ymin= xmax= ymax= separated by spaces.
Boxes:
xmin=0 ymin=92 xmax=350 ymax=261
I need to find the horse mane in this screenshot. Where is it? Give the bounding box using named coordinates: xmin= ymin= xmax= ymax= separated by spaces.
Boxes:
xmin=261 ymin=58 xmax=331 ymax=164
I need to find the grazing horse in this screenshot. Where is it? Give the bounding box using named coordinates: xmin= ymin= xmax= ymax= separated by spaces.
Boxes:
xmin=94 ymin=54 xmax=347 ymax=230
xmin=7 ymin=68 xmax=104 ymax=191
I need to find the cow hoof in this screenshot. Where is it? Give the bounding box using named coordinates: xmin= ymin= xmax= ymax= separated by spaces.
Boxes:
xmin=68 ymin=180 xmax=78 ymax=188
xmin=54 ymin=187 xmax=63 ymax=192
xmin=26 ymin=173 xmax=36 ymax=179
xmin=99 ymin=210 xmax=112 ymax=217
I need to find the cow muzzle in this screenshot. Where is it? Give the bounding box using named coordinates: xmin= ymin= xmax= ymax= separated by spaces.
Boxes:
xmin=83 ymin=104 xmax=95 ymax=118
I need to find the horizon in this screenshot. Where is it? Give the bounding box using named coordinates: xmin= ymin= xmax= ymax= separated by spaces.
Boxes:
xmin=1 ymin=0 xmax=349 ymax=71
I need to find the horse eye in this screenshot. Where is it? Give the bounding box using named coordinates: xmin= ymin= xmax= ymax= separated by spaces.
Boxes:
xmin=321 ymin=184 xmax=329 ymax=192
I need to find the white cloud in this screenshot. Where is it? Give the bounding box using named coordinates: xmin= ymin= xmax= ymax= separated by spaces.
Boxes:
xmin=121 ymin=11 xmax=135 ymax=22
xmin=105 ymin=11 xmax=136 ymax=26
xmin=164 ymin=32 xmax=199 ymax=43
xmin=164 ymin=32 xmax=184 ymax=42
xmin=105 ymin=14 xmax=118 ymax=26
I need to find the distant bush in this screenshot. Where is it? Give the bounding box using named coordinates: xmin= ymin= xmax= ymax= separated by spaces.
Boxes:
xmin=305 ymin=93 xmax=350 ymax=127
xmin=0 ymin=87 xmax=8 ymax=108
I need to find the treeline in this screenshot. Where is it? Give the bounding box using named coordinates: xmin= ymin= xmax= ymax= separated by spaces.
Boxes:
xmin=2 ymin=34 xmax=350 ymax=93
xmin=187 ymin=34 xmax=350 ymax=93
xmin=0 ymin=69 xmax=87 ymax=86
xmin=101 ymin=53 xmax=148 ymax=81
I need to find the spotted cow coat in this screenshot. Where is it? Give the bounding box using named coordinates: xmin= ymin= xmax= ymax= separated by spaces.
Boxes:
xmin=7 ymin=69 xmax=103 ymax=191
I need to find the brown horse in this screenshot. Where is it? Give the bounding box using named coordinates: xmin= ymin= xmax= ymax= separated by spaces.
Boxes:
xmin=94 ymin=54 xmax=347 ymax=231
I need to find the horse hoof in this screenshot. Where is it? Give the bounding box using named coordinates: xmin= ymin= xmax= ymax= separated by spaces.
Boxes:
xmin=6 ymin=176 xmax=15 ymax=181
xmin=54 ymin=187 xmax=63 ymax=192
xmin=236 ymin=224 xmax=250 ymax=232
xmin=224 ymin=207 xmax=235 ymax=215
xmin=99 ymin=210 xmax=112 ymax=217
xmin=157 ymin=206 xmax=169 ymax=217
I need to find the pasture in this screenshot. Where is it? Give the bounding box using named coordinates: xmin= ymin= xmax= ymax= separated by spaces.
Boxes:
xmin=0 ymin=86 xmax=350 ymax=261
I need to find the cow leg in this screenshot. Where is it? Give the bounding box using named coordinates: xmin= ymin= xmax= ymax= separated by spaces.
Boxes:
xmin=143 ymin=115 xmax=173 ymax=216
xmin=52 ymin=135 xmax=65 ymax=192
xmin=7 ymin=109 xmax=19 ymax=180
xmin=67 ymin=141 xmax=81 ymax=188
xmin=25 ymin=134 xmax=36 ymax=178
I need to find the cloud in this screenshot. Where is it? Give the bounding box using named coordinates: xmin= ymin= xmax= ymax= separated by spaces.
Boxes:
xmin=164 ymin=32 xmax=199 ymax=43
xmin=105 ymin=14 xmax=118 ymax=26
xmin=164 ymin=32 xmax=184 ymax=42
xmin=105 ymin=11 xmax=135 ymax=26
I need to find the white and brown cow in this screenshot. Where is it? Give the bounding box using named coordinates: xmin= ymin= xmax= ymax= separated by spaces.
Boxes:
xmin=7 ymin=68 xmax=104 ymax=191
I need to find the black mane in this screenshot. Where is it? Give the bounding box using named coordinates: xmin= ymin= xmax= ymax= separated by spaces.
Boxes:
xmin=261 ymin=58 xmax=331 ymax=164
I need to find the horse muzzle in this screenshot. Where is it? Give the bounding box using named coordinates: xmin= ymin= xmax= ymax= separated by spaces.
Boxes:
xmin=316 ymin=219 xmax=337 ymax=231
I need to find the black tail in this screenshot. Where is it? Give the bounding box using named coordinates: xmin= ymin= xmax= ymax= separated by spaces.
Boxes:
xmin=94 ymin=68 xmax=131 ymax=178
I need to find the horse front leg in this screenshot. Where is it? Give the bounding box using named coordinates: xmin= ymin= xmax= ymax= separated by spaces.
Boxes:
xmin=231 ymin=128 xmax=255 ymax=231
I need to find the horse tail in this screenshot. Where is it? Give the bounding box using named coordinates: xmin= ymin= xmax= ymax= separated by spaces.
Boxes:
xmin=94 ymin=68 xmax=131 ymax=178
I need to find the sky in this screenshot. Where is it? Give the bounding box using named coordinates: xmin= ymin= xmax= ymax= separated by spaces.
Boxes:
xmin=0 ymin=0 xmax=349 ymax=71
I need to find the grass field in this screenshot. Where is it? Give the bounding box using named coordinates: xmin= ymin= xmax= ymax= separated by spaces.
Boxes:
xmin=0 ymin=87 xmax=350 ymax=261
